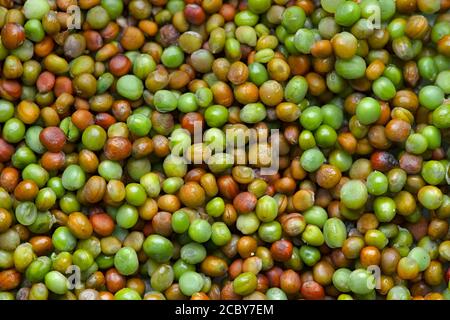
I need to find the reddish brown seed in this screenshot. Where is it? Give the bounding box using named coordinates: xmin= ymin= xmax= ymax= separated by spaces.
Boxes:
xmin=406 ymin=217 xmax=428 ymax=242
xmin=178 ymin=181 xmax=206 ymax=208
xmin=181 ymin=112 xmax=204 ymax=135
xmin=0 ymin=269 xmax=21 ymax=291
xmin=14 ymin=180 xmax=39 ymax=201
xmin=0 ymin=167 xmax=19 ymax=192
xmin=95 ymin=113 xmax=116 ymax=129
xmin=72 ymin=109 xmax=95 ymax=130
xmin=101 ymin=22 xmax=120 ymax=42
xmin=39 ymin=127 xmax=67 ymax=152
xmin=184 ymin=4 xmax=206 ymax=25
xmin=280 ymin=213 xmax=306 ymax=237
xmin=301 ymin=281 xmax=325 ymax=300
xmin=41 ymin=152 xmax=66 ymax=171
xmin=104 ymin=137 xmax=132 ymax=161
xmin=84 ymin=30 xmax=103 ymax=51
xmin=0 ymin=79 xmax=22 ymax=100
xmin=217 ymin=175 xmax=239 ymax=200
xmin=112 ymin=100 xmax=131 ymax=122
xmin=371 ymin=151 xmax=399 ymax=172
xmin=274 ymin=177 xmax=297 ymax=194
xmin=0 ymin=139 xmax=15 ymax=162
xmin=82 ymin=176 xmax=107 ymax=204
xmin=67 ymin=212 xmax=93 ymax=239
xmin=220 ymin=281 xmax=241 ymax=300
xmin=1 ymin=23 xmax=25 ymax=50
xmin=237 ymin=236 xmax=257 ymax=258
xmin=266 ymin=266 xmax=283 ymax=288
xmin=256 ymin=274 xmax=269 ymax=293
xmin=132 ymin=137 xmax=154 ymax=159
xmin=90 ymin=213 xmax=115 ymax=237
xmin=385 ymin=119 xmax=411 ymax=142
xmin=152 ymin=211 xmax=173 ymax=236
xmin=120 ymin=27 xmax=145 ymax=51
xmin=360 ymin=246 xmax=381 ymax=267
xmin=29 ymin=236 xmax=53 ymax=256
xmin=108 ymin=54 xmax=132 ymax=76
xmin=270 ymin=239 xmax=293 ymax=262
xmin=280 ymin=269 xmax=302 ymax=295
xmin=105 ymin=268 xmax=126 ymax=293
xmin=233 ymin=192 xmax=257 ymax=214
xmin=316 ymin=164 xmax=342 ymax=189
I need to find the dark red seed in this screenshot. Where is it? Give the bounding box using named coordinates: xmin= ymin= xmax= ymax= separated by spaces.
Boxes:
xmin=104 ymin=137 xmax=132 ymax=161
xmin=184 ymin=4 xmax=206 ymax=25
xmin=181 ymin=112 xmax=204 ymax=135
xmin=270 ymin=239 xmax=293 ymax=262
xmin=39 ymin=127 xmax=66 ymax=152
xmin=370 ymin=151 xmax=398 ymax=172
xmin=108 ymin=54 xmax=132 ymax=76
xmin=95 ymin=113 xmax=116 ymax=129
xmin=301 ymin=281 xmax=325 ymax=300
xmin=0 ymin=139 xmax=15 ymax=162
xmin=233 ymin=192 xmax=257 ymax=214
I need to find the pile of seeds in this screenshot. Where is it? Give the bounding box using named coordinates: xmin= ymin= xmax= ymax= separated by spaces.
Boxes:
xmin=0 ymin=0 xmax=449 ymax=300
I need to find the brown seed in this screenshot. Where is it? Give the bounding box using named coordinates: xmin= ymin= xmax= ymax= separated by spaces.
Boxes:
xmin=120 ymin=27 xmax=145 ymax=51
xmin=360 ymin=246 xmax=381 ymax=267
xmin=14 ymin=180 xmax=39 ymax=201
xmin=0 ymin=139 xmax=15 ymax=162
xmin=270 ymin=239 xmax=293 ymax=262
xmin=104 ymin=137 xmax=132 ymax=161
xmin=292 ymin=189 xmax=315 ymax=212
xmin=184 ymin=4 xmax=206 ymax=25
xmin=301 ymin=280 xmax=325 ymax=300
xmin=385 ymin=119 xmax=411 ymax=142
xmin=67 ymin=212 xmax=93 ymax=239
xmin=201 ymin=256 xmax=228 ymax=277
xmin=0 ymin=167 xmax=19 ymax=192
xmin=316 ymin=164 xmax=342 ymax=189
xmin=0 ymin=269 xmax=21 ymax=291
xmin=90 ymin=212 xmax=115 ymax=237
xmin=41 ymin=152 xmax=66 ymax=171
xmin=158 ymin=24 xmax=180 ymax=47
xmin=237 ymin=236 xmax=257 ymax=258
xmin=39 ymin=126 xmax=67 ymax=152
xmin=29 ymin=236 xmax=53 ymax=256
xmin=0 ymin=79 xmax=22 ymax=100
xmin=280 ymin=269 xmax=302 ymax=295
xmin=151 ymin=211 xmax=173 ymax=236
xmin=217 ymin=175 xmax=239 ymax=200
xmin=399 ymin=152 xmax=423 ymax=174
xmin=82 ymin=176 xmax=107 ymax=204
xmin=313 ymin=260 xmax=335 ymax=286
xmin=371 ymin=151 xmax=399 ymax=172
xmin=1 ymin=23 xmax=25 ymax=49
xmin=178 ymin=182 xmax=206 ymax=208
xmin=233 ymin=192 xmax=257 ymax=214
xmin=105 ymin=268 xmax=126 ymax=293
xmin=227 ymin=61 xmax=248 ymax=85
xmin=108 ymin=54 xmax=132 ymax=77
xmin=0 ymin=208 xmax=12 ymax=233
